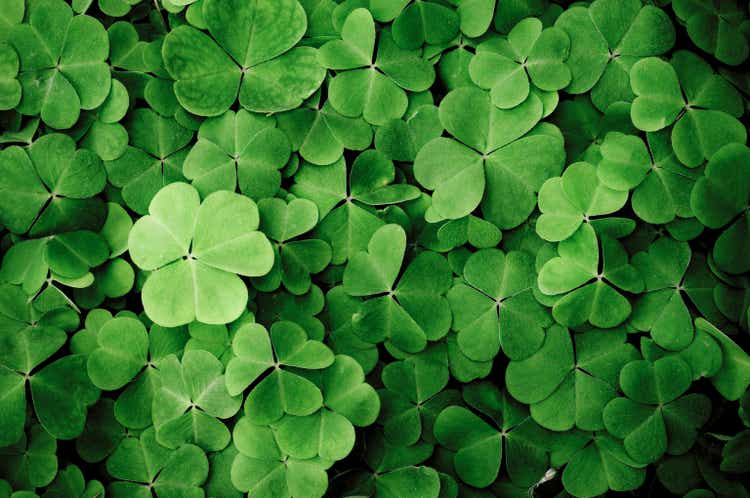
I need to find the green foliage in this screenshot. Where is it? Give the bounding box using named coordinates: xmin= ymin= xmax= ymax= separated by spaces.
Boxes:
xmin=1 ymin=1 xmax=750 ymax=497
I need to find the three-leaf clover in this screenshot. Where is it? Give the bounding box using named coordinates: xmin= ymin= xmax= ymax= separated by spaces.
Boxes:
xmin=447 ymin=248 xmax=550 ymax=361
xmin=9 ymin=0 xmax=111 ymax=129
xmin=128 ymin=182 xmax=274 ymax=326
xmin=318 ymin=9 xmax=435 ymax=125
xmin=183 ymin=109 xmax=291 ymax=200
xmin=630 ymin=51 xmax=746 ymax=167
xmin=152 ymin=349 xmax=241 ymax=451
xmin=469 ymin=17 xmax=571 ymax=109
xmin=414 ymin=85 xmax=564 ymax=228
xmin=538 ymin=223 xmax=643 ymax=328
xmin=224 ymin=321 xmax=334 ymax=425
xmin=162 ymin=0 xmax=325 ymax=116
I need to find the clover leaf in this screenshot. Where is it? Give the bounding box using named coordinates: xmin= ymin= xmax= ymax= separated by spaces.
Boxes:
xmin=107 ymin=428 xmax=209 ymax=498
xmin=231 ymin=418 xmax=330 ymax=498
xmin=9 ymin=0 xmax=111 ymax=129
xmin=375 ymin=104 xmax=443 ymax=162
xmin=630 ymin=51 xmax=746 ymax=167
xmin=128 ymin=182 xmax=274 ymax=326
xmin=86 ymin=316 xmax=148 ymax=390
xmin=554 ymin=0 xmax=675 ymax=111
xmin=415 ymin=86 xmax=564 ymax=228
xmin=448 ymin=248 xmax=550 ymax=361
xmin=602 ymin=355 xmax=711 ymax=464
xmin=0 ymin=423 xmax=57 ymax=489
xmin=43 ymin=464 xmax=104 ymax=498
xmin=691 ymin=143 xmax=750 ymax=274
xmin=152 ymin=349 xmax=241 ymax=451
xmin=672 ymin=0 xmax=750 ymax=66
xmin=318 ymin=9 xmax=435 ymax=125
xmin=225 ymin=321 xmax=334 ymax=425
xmin=183 ymin=109 xmax=291 ymax=200
xmin=0 ymin=134 xmax=107 ymax=236
xmin=0 ymin=42 xmax=21 ymax=111
xmin=324 ymin=286 xmax=379 ymax=374
xmin=371 ymin=0 xmax=459 ymax=49
xmin=469 ymin=18 xmax=571 ymax=109
xmin=162 ymin=0 xmax=325 ymax=116
xmin=696 ymin=318 xmax=750 ymax=401
xmin=538 ymin=223 xmax=643 ymax=328
xmin=74 ymin=79 xmax=130 ymax=161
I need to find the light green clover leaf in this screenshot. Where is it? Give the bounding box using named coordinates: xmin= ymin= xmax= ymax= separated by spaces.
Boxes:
xmin=86 ymin=316 xmax=148 ymax=390
xmin=538 ymin=223 xmax=643 ymax=328
xmin=536 ymin=161 xmax=629 ymax=242
xmin=630 ymin=51 xmax=746 ymax=167
xmin=231 ymin=418 xmax=330 ymax=498
xmin=128 ymin=182 xmax=274 ymax=326
xmin=631 ymin=237 xmax=695 ymax=350
xmin=554 ymin=0 xmax=675 ymax=111
xmin=343 ymin=224 xmax=452 ymax=352
xmin=602 ymin=356 xmax=711 ymax=464
xmin=672 ymin=0 xmax=750 ymax=66
xmin=252 ymin=197 xmax=332 ymax=296
xmin=0 ymin=134 xmax=107 ymax=236
xmin=183 ymin=109 xmax=291 ymax=200
xmin=162 ymin=0 xmax=325 ymax=116
xmin=469 ymin=17 xmax=571 ymax=109
xmin=447 ymin=249 xmax=551 ymax=362
xmin=105 ymin=108 xmax=193 ymax=215
xmin=415 ymin=86 xmax=564 ymax=228
xmin=318 ymin=9 xmax=435 ymax=125
xmin=74 ymin=78 xmax=130 ymax=161
xmin=9 ymin=0 xmax=111 ymax=129
xmin=225 ymin=321 xmax=334 ymax=425
xmin=436 ymin=214 xmax=503 ymax=250
xmin=152 ymin=349 xmax=241 ymax=451
xmin=107 ymin=428 xmax=209 ymax=498
xmin=690 ymin=143 xmax=750 ymax=274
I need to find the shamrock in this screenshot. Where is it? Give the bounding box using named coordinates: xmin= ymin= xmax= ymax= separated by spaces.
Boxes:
xmin=291 ymin=151 xmax=419 ymax=264
xmin=538 ymin=223 xmax=643 ymax=328
xmin=672 ymin=0 xmax=750 ymax=66
xmin=86 ymin=316 xmax=148 ymax=390
xmin=224 ymin=321 xmax=334 ymax=425
xmin=554 ymin=0 xmax=675 ymax=112
xmin=630 ymin=51 xmax=746 ymax=167
xmin=536 ymin=161 xmax=629 ymax=242
xmin=602 ymin=355 xmax=711 ymax=464
xmin=0 ymin=42 xmax=21 ymax=110
xmin=275 ymin=354 xmax=380 ymax=461
xmin=691 ymin=143 xmax=750 ymax=274
xmin=415 ymin=86 xmax=564 ymax=228
xmin=374 ymin=104 xmax=443 ymax=162
xmin=162 ymin=0 xmax=325 ymax=116
xmin=231 ymin=418 xmax=330 ymax=498
xmin=448 ymin=248 xmax=550 ymax=361
xmin=0 ymin=284 xmax=99 ymax=443
xmin=128 ymin=182 xmax=274 ymax=326
xmin=318 ymin=9 xmax=435 ymax=125
xmin=377 ymin=344 xmax=458 ymax=446
xmin=8 ymin=0 xmax=111 ymax=129
xmin=469 ymin=18 xmax=571 ymax=109
xmin=105 ymin=108 xmax=193 ymax=215
xmin=252 ymin=198 xmax=332 ymax=295
xmin=343 ymin=224 xmax=452 ymax=353
xmin=558 ymin=431 xmax=647 ymax=498
xmin=630 ymin=237 xmax=696 ymax=350
xmin=434 ymin=382 xmax=553 ymax=488
xmin=152 ymin=349 xmax=241 ymax=451
xmin=107 ymin=428 xmax=209 ymax=498
xmin=0 ymin=134 xmax=107 ymax=236
xmin=696 ymin=318 xmax=750 ymax=401
xmin=183 ymin=109 xmax=291 ymax=200
xmin=505 ymin=325 xmax=638 ymax=431
xmin=277 ymin=96 xmax=373 ymax=166
xmin=0 ymin=423 xmax=57 ymax=490
xmin=597 ymin=130 xmax=699 ymax=225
